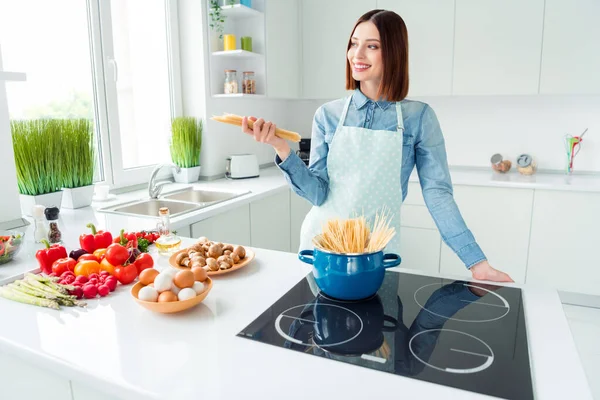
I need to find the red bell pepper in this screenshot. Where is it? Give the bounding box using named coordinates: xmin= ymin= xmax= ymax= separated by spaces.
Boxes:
xmin=113 ymin=229 xmax=138 ymax=249
xmin=36 ymin=239 xmax=68 ymax=275
xmin=79 ymin=223 xmax=113 ymax=253
xmin=105 ymin=243 xmax=129 ymax=266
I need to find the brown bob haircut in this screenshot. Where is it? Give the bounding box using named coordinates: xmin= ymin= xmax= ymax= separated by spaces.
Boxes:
xmin=345 ymin=9 xmax=409 ymax=101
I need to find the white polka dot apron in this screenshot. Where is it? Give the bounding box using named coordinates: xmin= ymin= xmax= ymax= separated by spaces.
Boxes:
xmin=299 ymin=96 xmax=404 ymax=255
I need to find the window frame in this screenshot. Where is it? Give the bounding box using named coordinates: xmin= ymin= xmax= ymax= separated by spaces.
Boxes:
xmin=92 ymin=0 xmax=182 ymax=189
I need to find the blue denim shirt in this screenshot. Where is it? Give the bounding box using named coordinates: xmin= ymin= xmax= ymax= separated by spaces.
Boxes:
xmin=277 ymin=89 xmax=486 ymax=268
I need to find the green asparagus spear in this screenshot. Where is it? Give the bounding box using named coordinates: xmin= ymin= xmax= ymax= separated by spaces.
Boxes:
xmin=25 ymin=277 xmax=72 ymax=298
xmin=0 ymin=287 xmax=60 ymax=309
xmin=9 ymin=283 xmax=58 ymax=300
xmin=26 ymin=274 xmax=70 ymax=295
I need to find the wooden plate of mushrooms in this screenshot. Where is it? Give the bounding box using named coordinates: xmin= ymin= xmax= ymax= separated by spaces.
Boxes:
xmin=169 ymin=237 xmax=255 ymax=276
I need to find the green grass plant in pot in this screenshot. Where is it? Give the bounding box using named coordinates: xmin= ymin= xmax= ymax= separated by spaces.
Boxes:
xmin=59 ymin=119 xmax=95 ymax=209
xmin=11 ymin=120 xmax=64 ymax=216
xmin=170 ymin=117 xmax=202 ymax=183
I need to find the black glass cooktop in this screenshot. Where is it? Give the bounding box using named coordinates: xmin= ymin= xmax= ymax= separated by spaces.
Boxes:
xmin=237 ymin=271 xmax=533 ymax=400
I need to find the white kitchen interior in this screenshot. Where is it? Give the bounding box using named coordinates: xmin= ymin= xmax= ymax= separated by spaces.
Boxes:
xmin=0 ymin=0 xmax=599 ymax=399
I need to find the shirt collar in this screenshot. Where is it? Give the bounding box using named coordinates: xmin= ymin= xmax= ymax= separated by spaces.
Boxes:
xmin=352 ymin=89 xmax=394 ymax=111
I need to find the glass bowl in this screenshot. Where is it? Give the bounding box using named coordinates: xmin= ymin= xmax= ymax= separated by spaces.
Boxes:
xmin=0 ymin=230 xmax=25 ymax=265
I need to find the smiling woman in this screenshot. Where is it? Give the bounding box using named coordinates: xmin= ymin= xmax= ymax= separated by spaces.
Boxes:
xmin=242 ymin=9 xmax=513 ymax=283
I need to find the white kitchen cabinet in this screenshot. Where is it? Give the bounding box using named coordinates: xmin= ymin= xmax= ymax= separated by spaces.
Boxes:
xmin=301 ymin=0 xmax=376 ymax=99
xmin=290 ymin=191 xmax=313 ymax=252
xmin=376 ymin=0 xmax=454 ymax=96
xmin=190 ymin=204 xmax=251 ymax=246
xmin=539 ymin=0 xmax=600 ymax=94
xmin=439 ymin=186 xmax=534 ymax=283
xmin=250 ymin=190 xmax=291 ymax=252
xmin=0 ymin=352 xmax=72 ymax=400
xmin=526 ymin=190 xmax=600 ymax=296
xmin=265 ymin=0 xmax=301 ymax=98
xmin=399 ymin=226 xmax=441 ymax=274
xmin=453 ymin=0 xmax=544 ymax=95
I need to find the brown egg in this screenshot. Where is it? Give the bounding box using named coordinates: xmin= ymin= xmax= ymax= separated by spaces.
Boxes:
xmin=158 ymin=291 xmax=178 ymax=302
xmin=173 ymin=270 xmax=195 ymax=288
xmin=191 ymin=266 xmax=208 ymax=282
xmin=139 ymin=268 xmax=160 ymax=286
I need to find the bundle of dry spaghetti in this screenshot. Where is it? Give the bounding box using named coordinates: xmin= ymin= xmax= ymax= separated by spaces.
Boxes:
xmin=211 ymin=113 xmax=301 ymax=143
xmin=312 ymin=209 xmax=396 ymax=254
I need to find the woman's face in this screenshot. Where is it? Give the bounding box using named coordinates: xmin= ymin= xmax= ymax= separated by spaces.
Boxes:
xmin=347 ymin=21 xmax=383 ymax=84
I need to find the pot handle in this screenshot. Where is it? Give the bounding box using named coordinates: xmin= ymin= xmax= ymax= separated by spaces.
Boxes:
xmin=383 ymin=253 xmax=402 ymax=269
xmin=298 ymin=250 xmax=315 ymax=265
xmin=382 ymin=315 xmax=400 ymax=332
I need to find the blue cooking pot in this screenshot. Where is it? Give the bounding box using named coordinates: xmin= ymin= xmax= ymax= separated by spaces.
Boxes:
xmin=298 ymin=248 xmax=402 ymax=301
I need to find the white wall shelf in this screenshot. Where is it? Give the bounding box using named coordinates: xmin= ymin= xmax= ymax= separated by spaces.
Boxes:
xmin=221 ymin=4 xmax=263 ymax=19
xmin=211 ymin=50 xmax=263 ymax=59
xmin=0 ymin=71 xmax=26 ymax=82
xmin=208 ymin=0 xmax=266 ymax=97
xmin=213 ymin=93 xmax=265 ymax=98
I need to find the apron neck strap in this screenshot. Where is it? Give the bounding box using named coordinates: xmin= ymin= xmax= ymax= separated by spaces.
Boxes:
xmin=336 ymin=96 xmax=353 ymax=131
xmin=395 ymin=102 xmax=404 ymax=132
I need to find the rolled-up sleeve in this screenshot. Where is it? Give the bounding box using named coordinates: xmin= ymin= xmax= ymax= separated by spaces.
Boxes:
xmin=415 ymin=105 xmax=487 ymax=268
xmin=276 ymin=106 xmax=330 ymax=206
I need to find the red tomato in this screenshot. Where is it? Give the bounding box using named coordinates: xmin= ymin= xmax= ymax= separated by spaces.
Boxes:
xmin=133 ymin=253 xmax=154 ymax=274
xmin=114 ymin=264 xmax=137 ymax=285
xmin=52 ymin=257 xmax=77 ymax=276
xmin=105 ymin=243 xmax=129 ymax=266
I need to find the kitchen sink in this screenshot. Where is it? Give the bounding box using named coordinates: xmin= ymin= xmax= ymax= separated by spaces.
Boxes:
xmin=97 ymin=189 xmax=252 ymax=219
xmin=160 ymin=188 xmax=251 ymax=205
xmin=99 ymin=199 xmax=203 ymax=218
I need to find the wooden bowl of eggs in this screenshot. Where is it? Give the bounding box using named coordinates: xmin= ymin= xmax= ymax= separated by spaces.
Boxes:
xmin=131 ymin=267 xmax=212 ymax=314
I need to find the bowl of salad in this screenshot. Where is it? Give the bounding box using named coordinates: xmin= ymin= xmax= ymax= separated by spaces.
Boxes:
xmin=0 ymin=231 xmax=25 ymax=265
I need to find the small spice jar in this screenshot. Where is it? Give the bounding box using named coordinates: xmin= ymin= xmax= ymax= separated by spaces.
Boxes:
xmin=490 ymin=153 xmax=512 ymax=173
xmin=44 ymin=207 xmax=62 ymax=244
xmin=517 ymin=154 xmax=537 ymax=176
xmin=242 ymin=71 xmax=256 ymax=94
xmin=224 ymin=70 xmax=238 ymax=94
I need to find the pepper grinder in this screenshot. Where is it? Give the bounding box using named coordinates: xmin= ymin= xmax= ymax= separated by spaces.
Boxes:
xmin=44 ymin=207 xmax=63 ymax=244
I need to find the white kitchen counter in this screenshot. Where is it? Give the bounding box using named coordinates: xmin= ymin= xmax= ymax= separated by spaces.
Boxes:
xmin=0 ymin=237 xmax=592 ymax=400
xmin=411 ymin=167 xmax=600 ymax=193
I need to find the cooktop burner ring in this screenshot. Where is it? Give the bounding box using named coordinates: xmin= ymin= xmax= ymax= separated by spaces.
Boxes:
xmin=317 ymin=292 xmax=377 ymax=303
xmin=409 ymin=329 xmax=495 ymax=374
xmin=414 ymin=282 xmax=510 ymax=323
xmin=274 ymin=304 xmax=364 ymax=348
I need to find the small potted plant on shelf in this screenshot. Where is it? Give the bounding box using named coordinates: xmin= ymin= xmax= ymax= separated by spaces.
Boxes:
xmin=59 ymin=119 xmax=95 ymax=209
xmin=11 ymin=119 xmax=63 ymax=216
xmin=170 ymin=117 xmax=203 ymax=183
xmin=209 ymin=0 xmax=226 ymax=51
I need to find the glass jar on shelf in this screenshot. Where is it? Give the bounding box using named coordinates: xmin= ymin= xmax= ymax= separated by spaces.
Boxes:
xmin=224 ymin=69 xmax=238 ymax=94
xmin=242 ymin=71 xmax=256 ymax=94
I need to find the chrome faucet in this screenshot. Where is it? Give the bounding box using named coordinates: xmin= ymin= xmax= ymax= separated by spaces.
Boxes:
xmin=148 ymin=163 xmax=181 ymax=199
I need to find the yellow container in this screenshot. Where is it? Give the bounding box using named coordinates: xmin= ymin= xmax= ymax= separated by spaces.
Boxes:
xmin=223 ymin=34 xmax=236 ymax=51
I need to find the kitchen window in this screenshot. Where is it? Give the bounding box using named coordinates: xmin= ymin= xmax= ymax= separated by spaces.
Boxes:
xmin=0 ymin=0 xmax=182 ymax=189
